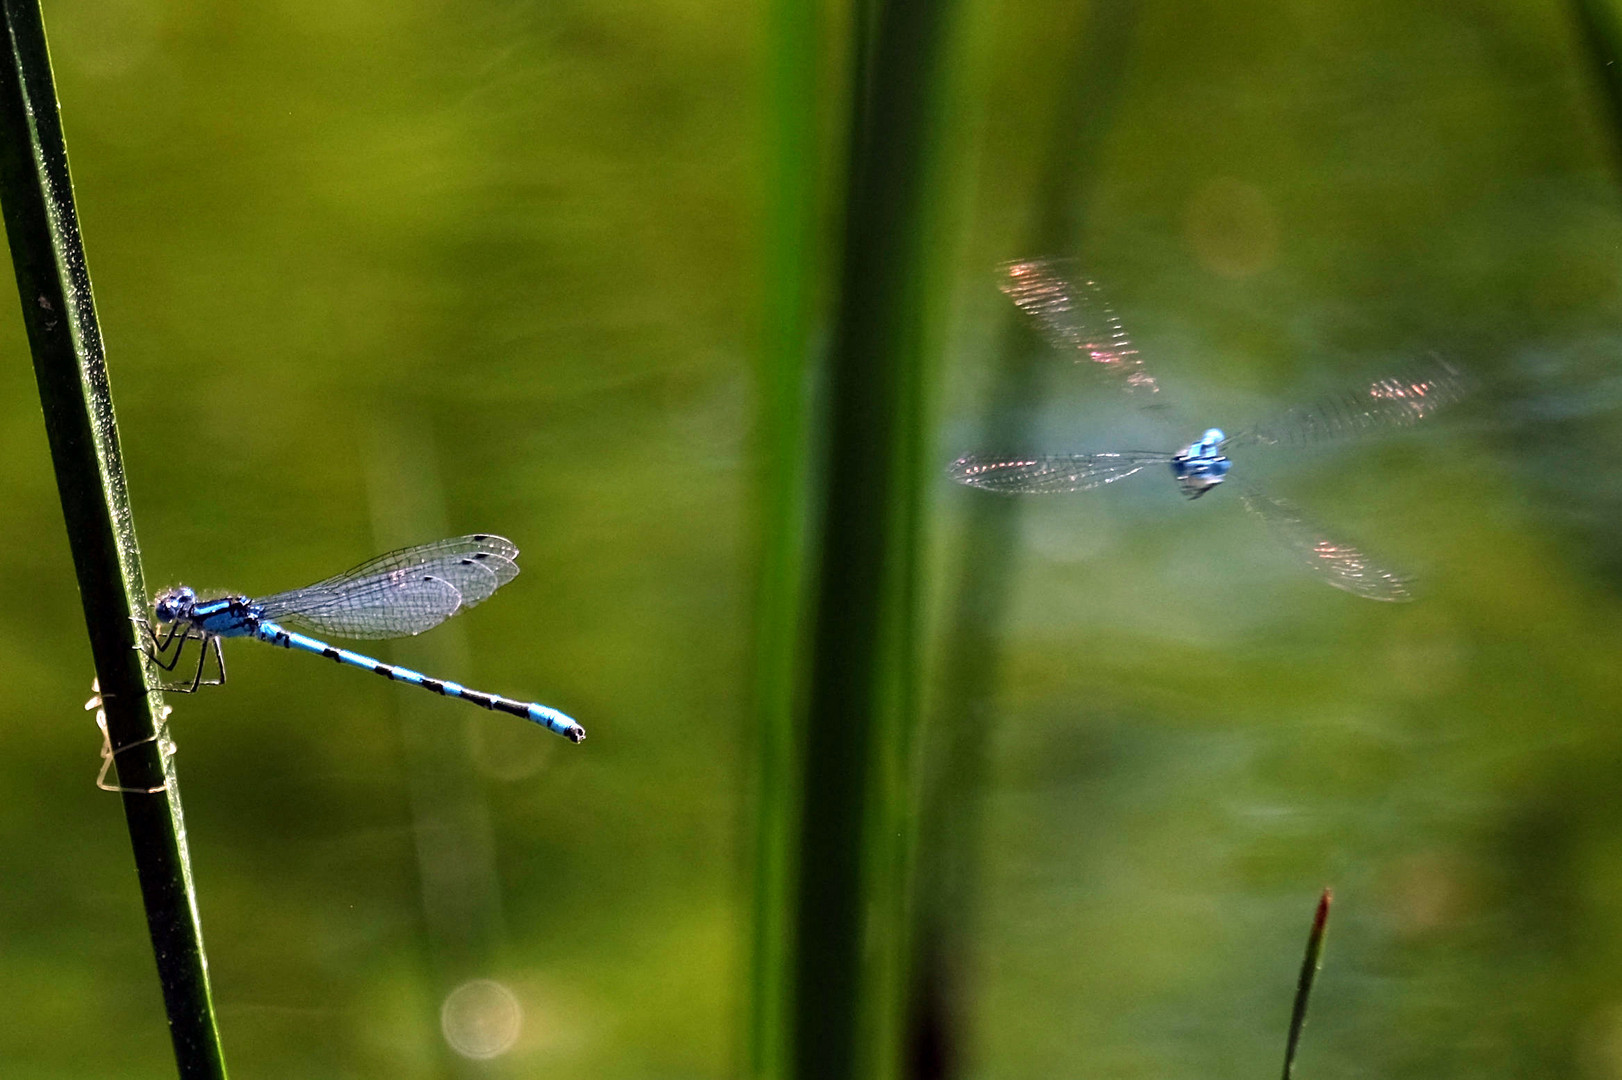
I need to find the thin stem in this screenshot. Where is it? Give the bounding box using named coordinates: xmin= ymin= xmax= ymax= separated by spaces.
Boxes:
xmin=1281 ymin=889 xmax=1333 ymax=1080
xmin=0 ymin=2 xmax=227 ymax=1076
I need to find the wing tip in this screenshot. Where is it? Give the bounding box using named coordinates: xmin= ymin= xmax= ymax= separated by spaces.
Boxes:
xmin=464 ymin=533 xmax=520 ymax=557
xmin=947 ymin=455 xmax=1035 ymax=492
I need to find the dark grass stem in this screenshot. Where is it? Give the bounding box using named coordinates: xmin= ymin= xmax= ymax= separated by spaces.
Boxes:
xmin=792 ymin=0 xmax=957 ymax=1067
xmin=0 ymin=2 xmax=227 ymax=1075
xmin=1568 ymin=0 xmax=1622 ymax=171
xmin=1281 ymin=889 xmax=1333 ymax=1080
xmin=751 ymin=0 xmax=960 ymax=1077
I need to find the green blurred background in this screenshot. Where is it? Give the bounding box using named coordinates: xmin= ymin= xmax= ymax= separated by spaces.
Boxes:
xmin=3 ymin=0 xmax=1622 ymax=1076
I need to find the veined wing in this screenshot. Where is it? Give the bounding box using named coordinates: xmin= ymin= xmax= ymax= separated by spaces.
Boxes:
xmin=1240 ymin=489 xmax=1413 ymax=602
xmin=286 ymin=535 xmax=519 ymax=590
xmin=1229 ymin=358 xmax=1471 ymax=449
xmin=256 ymin=535 xmax=522 ymax=639
xmin=1000 ymin=259 xmax=1163 ymax=400
xmin=949 ymin=452 xmax=1175 ymax=494
xmin=261 ymin=535 xmax=517 ymax=611
xmin=260 ymin=575 xmax=468 ymax=639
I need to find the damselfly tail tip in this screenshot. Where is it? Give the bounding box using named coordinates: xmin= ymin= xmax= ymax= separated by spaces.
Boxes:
xmin=525 ymin=702 xmax=584 ymax=741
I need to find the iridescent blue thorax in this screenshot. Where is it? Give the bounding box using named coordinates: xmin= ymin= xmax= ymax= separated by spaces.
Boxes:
xmin=153 ymin=586 xmax=264 ymax=638
xmin=1169 ymin=427 xmax=1231 ymax=499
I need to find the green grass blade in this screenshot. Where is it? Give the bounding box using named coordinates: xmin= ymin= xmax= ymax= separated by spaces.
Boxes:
xmin=1281 ymin=889 xmax=1333 ymax=1080
xmin=748 ymin=0 xmax=825 ymax=1073
xmin=753 ymin=0 xmax=960 ymax=1077
xmin=1568 ymin=0 xmax=1622 ymax=157
xmin=0 ymin=2 xmax=228 ymax=1075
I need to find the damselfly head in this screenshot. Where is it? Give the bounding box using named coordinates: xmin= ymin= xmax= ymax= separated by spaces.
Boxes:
xmin=153 ymin=586 xmax=197 ymax=623
xmin=1171 ymin=439 xmax=1232 ymax=499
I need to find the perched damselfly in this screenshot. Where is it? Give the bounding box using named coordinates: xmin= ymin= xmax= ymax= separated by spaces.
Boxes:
xmin=142 ymin=534 xmax=584 ymax=741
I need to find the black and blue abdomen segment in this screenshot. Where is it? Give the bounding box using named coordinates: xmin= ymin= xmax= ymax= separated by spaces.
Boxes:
xmin=255 ymin=622 xmax=586 ymax=742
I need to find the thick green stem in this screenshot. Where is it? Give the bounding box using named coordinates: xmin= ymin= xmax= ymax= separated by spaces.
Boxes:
xmin=0 ymin=2 xmax=227 ymax=1076
xmin=778 ymin=1 xmax=957 ymax=1078
xmin=747 ymin=0 xmax=822 ymax=1072
xmin=1569 ymin=0 xmax=1622 ymax=169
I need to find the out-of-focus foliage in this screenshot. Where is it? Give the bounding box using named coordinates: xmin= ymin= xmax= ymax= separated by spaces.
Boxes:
xmin=0 ymin=0 xmax=1618 ymax=1077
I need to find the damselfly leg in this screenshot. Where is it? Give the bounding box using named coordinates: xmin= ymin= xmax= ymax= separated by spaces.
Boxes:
xmin=133 ymin=617 xmax=226 ymax=693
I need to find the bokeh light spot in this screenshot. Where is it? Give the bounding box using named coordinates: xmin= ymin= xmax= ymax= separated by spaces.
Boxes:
xmin=441 ymin=978 xmax=523 ymax=1060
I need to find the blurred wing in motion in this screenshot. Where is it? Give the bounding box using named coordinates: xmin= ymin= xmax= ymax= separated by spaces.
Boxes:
xmin=1000 ymin=258 xmax=1163 ymax=400
xmin=949 ymin=452 xmax=1175 ymax=494
xmin=1240 ymin=489 xmax=1413 ymax=602
xmin=1231 ymin=357 xmax=1471 ymax=449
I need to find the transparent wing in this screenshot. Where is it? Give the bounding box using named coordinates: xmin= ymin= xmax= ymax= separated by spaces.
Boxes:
xmin=285 ymin=535 xmax=519 ymax=591
xmin=949 ymin=452 xmax=1175 ymax=494
xmin=261 ymin=575 xmax=468 ymax=638
xmin=1229 ymin=358 xmax=1471 ymax=449
xmin=256 ymin=534 xmax=521 ymax=639
xmin=1000 ymin=258 xmax=1164 ymax=400
xmin=1240 ymin=489 xmax=1413 ymax=602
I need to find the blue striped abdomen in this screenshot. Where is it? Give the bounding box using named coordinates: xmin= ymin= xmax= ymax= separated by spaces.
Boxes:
xmin=255 ymin=621 xmax=585 ymax=742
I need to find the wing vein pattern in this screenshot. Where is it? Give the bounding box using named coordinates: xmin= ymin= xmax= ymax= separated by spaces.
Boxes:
xmin=1230 ymin=358 xmax=1471 ymax=449
xmin=949 ymin=452 xmax=1175 ymax=494
xmin=1000 ymin=258 xmax=1163 ymax=399
xmin=1239 ymin=491 xmax=1412 ymax=602
xmin=256 ymin=534 xmax=521 ymax=639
